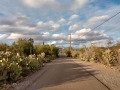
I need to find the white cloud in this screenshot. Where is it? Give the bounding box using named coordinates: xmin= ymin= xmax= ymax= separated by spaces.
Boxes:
xmin=58 ymin=18 xmax=66 ymax=24
xmin=0 ymin=25 xmax=38 ymax=35
xmin=23 ymin=0 xmax=89 ymax=11
xmin=69 ymin=23 xmax=80 ymax=30
xmin=71 ymin=28 xmax=110 ymax=43
xmin=48 ymin=40 xmax=69 ymax=45
xmin=71 ymin=0 xmax=89 ymax=10
xmin=50 ymin=41 xmax=57 ymax=45
xmin=0 ymin=14 xmax=40 ymax=35
xmin=8 ymin=33 xmax=26 ymax=40
xmin=52 ymin=33 xmax=67 ymax=40
xmin=37 ymin=20 xmax=60 ymax=31
xmin=85 ymin=15 xmax=109 ymax=27
xmin=0 ymin=34 xmax=8 ymax=39
xmin=23 ymin=0 xmax=59 ymax=8
xmin=69 ymin=14 xmax=79 ymax=20
xmin=42 ymin=32 xmax=50 ymax=37
xmin=52 ymin=24 xmax=60 ymax=30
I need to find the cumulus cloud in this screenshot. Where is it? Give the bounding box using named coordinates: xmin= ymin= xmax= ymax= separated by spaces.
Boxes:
xmin=71 ymin=0 xmax=89 ymax=10
xmin=23 ymin=0 xmax=59 ymax=8
xmin=69 ymin=23 xmax=80 ymax=30
xmin=42 ymin=32 xmax=50 ymax=37
xmin=0 ymin=34 xmax=8 ymax=39
xmin=1 ymin=0 xmax=119 ymax=47
xmin=52 ymin=33 xmax=67 ymax=40
xmin=22 ymin=0 xmax=89 ymax=11
xmin=8 ymin=33 xmax=26 ymax=40
xmin=0 ymin=13 xmax=30 ymax=26
xmin=0 ymin=14 xmax=61 ymax=38
xmin=69 ymin=14 xmax=79 ymax=20
xmin=58 ymin=18 xmax=66 ymax=24
xmin=49 ymin=40 xmax=69 ymax=45
xmin=0 ymin=14 xmax=62 ymax=44
xmin=71 ymin=28 xmax=110 ymax=43
xmin=85 ymin=15 xmax=109 ymax=28
xmin=0 ymin=25 xmax=39 ymax=35
xmin=50 ymin=41 xmax=57 ymax=45
xmin=37 ymin=20 xmax=60 ymax=31
xmin=0 ymin=14 xmax=40 ymax=35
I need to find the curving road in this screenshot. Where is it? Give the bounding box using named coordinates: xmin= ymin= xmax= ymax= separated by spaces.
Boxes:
xmin=19 ymin=57 xmax=110 ymax=90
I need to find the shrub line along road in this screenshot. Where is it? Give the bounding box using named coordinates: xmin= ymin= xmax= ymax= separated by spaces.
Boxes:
xmin=14 ymin=57 xmax=111 ymax=90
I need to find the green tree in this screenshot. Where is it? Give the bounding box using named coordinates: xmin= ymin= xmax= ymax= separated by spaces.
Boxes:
xmin=13 ymin=38 xmax=34 ymax=55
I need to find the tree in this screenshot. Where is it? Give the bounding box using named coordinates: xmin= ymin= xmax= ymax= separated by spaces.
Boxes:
xmin=14 ymin=38 xmax=34 ymax=55
xmin=49 ymin=44 xmax=59 ymax=57
xmin=28 ymin=38 xmax=34 ymax=54
xmin=107 ymin=39 xmax=113 ymax=48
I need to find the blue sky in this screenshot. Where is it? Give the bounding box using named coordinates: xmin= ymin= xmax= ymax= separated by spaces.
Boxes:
xmin=0 ymin=0 xmax=120 ymax=47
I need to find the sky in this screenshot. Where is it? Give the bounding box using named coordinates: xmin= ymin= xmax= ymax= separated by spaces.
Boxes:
xmin=0 ymin=0 xmax=120 ymax=48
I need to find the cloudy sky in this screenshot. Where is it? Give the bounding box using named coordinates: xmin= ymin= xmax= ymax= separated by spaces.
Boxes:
xmin=0 ymin=0 xmax=120 ymax=47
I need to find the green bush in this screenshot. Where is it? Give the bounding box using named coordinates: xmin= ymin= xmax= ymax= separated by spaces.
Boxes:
xmin=28 ymin=55 xmax=42 ymax=71
xmin=7 ymin=61 xmax=22 ymax=82
xmin=71 ymin=50 xmax=79 ymax=58
xmin=0 ymin=59 xmax=22 ymax=85
xmin=0 ymin=59 xmax=9 ymax=86
xmin=64 ymin=49 xmax=72 ymax=57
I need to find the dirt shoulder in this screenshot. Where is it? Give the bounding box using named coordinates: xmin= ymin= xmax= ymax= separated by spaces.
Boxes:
xmin=73 ymin=59 xmax=120 ymax=90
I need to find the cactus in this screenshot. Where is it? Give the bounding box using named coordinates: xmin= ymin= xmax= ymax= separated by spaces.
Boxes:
xmin=39 ymin=52 xmax=45 ymax=60
xmin=102 ymin=49 xmax=117 ymax=66
xmin=8 ymin=61 xmax=22 ymax=82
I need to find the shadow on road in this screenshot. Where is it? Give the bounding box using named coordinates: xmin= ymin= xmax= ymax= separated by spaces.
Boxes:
xmin=27 ymin=56 xmax=99 ymax=90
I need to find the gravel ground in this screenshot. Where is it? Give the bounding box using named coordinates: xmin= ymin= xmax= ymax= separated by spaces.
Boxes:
xmin=73 ymin=59 xmax=120 ymax=90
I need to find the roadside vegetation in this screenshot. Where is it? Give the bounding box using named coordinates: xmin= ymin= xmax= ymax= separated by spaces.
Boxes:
xmin=0 ymin=38 xmax=59 ymax=88
xmin=63 ymin=40 xmax=120 ymax=68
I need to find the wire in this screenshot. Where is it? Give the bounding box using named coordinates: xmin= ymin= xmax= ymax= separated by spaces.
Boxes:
xmin=92 ymin=11 xmax=120 ymax=30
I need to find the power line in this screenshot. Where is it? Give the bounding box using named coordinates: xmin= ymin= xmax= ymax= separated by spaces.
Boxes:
xmin=92 ymin=11 xmax=120 ymax=30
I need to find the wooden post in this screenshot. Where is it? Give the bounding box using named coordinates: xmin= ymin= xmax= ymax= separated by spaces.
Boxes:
xmin=70 ymin=33 xmax=72 ymax=51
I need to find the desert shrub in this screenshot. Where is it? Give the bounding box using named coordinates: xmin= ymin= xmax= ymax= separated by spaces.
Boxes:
xmin=42 ymin=55 xmax=55 ymax=63
xmin=89 ymin=47 xmax=103 ymax=63
xmin=64 ymin=49 xmax=72 ymax=57
xmin=0 ymin=59 xmax=22 ymax=85
xmin=0 ymin=43 xmax=8 ymax=51
xmin=34 ymin=44 xmax=59 ymax=57
xmin=49 ymin=45 xmax=59 ymax=57
xmin=102 ymin=49 xmax=117 ymax=66
xmin=19 ymin=55 xmax=43 ymax=76
xmin=71 ymin=50 xmax=79 ymax=58
xmin=82 ymin=48 xmax=93 ymax=62
xmin=116 ymin=49 xmax=120 ymax=66
xmin=0 ymin=59 xmax=9 ymax=86
xmin=79 ymin=52 xmax=86 ymax=61
xmin=28 ymin=55 xmax=42 ymax=71
xmin=7 ymin=61 xmax=22 ymax=82
xmin=39 ymin=52 xmax=45 ymax=60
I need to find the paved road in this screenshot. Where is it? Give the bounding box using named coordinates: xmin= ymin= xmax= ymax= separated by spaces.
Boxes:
xmin=25 ymin=58 xmax=110 ymax=90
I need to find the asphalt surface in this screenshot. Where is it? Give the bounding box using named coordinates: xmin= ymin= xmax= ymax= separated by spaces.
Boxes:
xmin=25 ymin=58 xmax=110 ymax=90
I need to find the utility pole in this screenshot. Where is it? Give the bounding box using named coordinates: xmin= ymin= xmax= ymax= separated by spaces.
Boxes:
xmin=70 ymin=33 xmax=72 ymax=49
xmin=43 ymin=42 xmax=44 ymax=45
xmin=70 ymin=33 xmax=72 ymax=54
